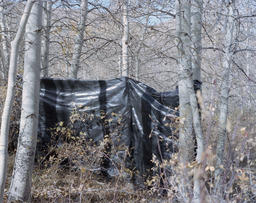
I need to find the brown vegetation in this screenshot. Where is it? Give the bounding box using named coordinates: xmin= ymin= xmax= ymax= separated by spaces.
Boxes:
xmin=1 ymin=92 xmax=255 ymax=202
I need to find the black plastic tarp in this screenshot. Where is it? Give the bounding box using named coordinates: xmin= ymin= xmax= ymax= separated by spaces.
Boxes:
xmin=39 ymin=77 xmax=179 ymax=180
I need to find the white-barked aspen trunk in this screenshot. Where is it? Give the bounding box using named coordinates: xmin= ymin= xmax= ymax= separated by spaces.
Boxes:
xmin=191 ymin=0 xmax=202 ymax=82
xmin=42 ymin=0 xmax=52 ymax=77
xmin=191 ymin=0 xmax=205 ymax=202
xmin=176 ymin=0 xmax=194 ymax=200
xmin=121 ymin=0 xmax=129 ymax=77
xmin=0 ymin=0 xmax=10 ymax=81
xmin=70 ymin=0 xmax=88 ymax=79
xmin=0 ymin=1 xmax=35 ymax=201
xmin=8 ymin=1 xmax=42 ymax=201
xmin=214 ymin=0 xmax=237 ymax=196
xmin=176 ymin=0 xmax=205 ymax=201
xmin=135 ymin=14 xmax=149 ymax=81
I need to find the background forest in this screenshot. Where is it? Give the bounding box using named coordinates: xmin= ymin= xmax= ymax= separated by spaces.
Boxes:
xmin=0 ymin=0 xmax=256 ymax=202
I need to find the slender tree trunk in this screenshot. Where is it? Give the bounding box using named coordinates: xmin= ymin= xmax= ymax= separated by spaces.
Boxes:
xmin=0 ymin=1 xmax=34 ymax=202
xmin=191 ymin=1 xmax=205 ymax=201
xmin=134 ymin=56 xmax=140 ymax=80
xmin=42 ymin=0 xmax=52 ymax=77
xmin=65 ymin=62 xmax=69 ymax=77
xmin=191 ymin=0 xmax=202 ymax=82
xmin=118 ymin=54 xmax=122 ymax=77
xmin=176 ymin=0 xmax=194 ymax=200
xmin=121 ymin=0 xmax=129 ymax=77
xmin=0 ymin=0 xmax=10 ymax=81
xmin=0 ymin=46 xmax=5 ymax=80
xmin=134 ymin=1 xmax=150 ymax=81
xmin=177 ymin=1 xmax=205 ymax=201
xmin=71 ymin=0 xmax=88 ymax=79
xmin=245 ymin=1 xmax=251 ymax=77
xmin=8 ymin=1 xmax=42 ymax=201
xmin=135 ymin=14 xmax=149 ymax=81
xmin=214 ymin=0 xmax=237 ymax=196
xmin=177 ymin=0 xmax=194 ymax=165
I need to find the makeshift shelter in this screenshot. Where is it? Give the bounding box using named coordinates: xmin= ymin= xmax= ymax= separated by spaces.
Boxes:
xmin=39 ymin=77 xmax=180 ymax=181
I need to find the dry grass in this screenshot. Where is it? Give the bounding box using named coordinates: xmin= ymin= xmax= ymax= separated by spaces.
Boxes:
xmin=1 ymin=83 xmax=256 ymax=202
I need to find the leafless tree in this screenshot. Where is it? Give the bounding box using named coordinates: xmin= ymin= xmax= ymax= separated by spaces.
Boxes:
xmin=214 ymin=0 xmax=238 ymax=196
xmin=41 ymin=0 xmax=53 ymax=77
xmin=70 ymin=0 xmax=88 ymax=79
xmin=8 ymin=1 xmax=42 ymax=201
xmin=0 ymin=1 xmax=35 ymax=201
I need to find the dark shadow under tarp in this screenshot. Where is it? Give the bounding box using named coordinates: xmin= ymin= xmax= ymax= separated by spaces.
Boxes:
xmin=38 ymin=77 xmax=179 ymax=181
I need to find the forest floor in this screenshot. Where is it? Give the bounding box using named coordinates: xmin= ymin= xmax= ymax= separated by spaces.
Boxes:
xmin=1 ymin=82 xmax=256 ymax=202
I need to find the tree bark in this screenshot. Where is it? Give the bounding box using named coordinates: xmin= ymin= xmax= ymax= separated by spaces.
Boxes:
xmin=191 ymin=0 xmax=202 ymax=82
xmin=0 ymin=0 xmax=10 ymax=81
xmin=121 ymin=0 xmax=129 ymax=77
xmin=0 ymin=1 xmax=34 ymax=202
xmin=0 ymin=45 xmax=6 ymax=80
xmin=214 ymin=0 xmax=237 ymax=196
xmin=176 ymin=0 xmax=194 ymax=200
xmin=42 ymin=0 xmax=52 ymax=77
xmin=70 ymin=0 xmax=88 ymax=79
xmin=177 ymin=1 xmax=205 ymax=201
xmin=8 ymin=1 xmax=42 ymax=201
xmin=135 ymin=14 xmax=149 ymax=81
xmin=191 ymin=1 xmax=204 ymax=201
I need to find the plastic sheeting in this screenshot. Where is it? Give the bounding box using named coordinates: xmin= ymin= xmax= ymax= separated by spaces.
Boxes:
xmin=39 ymin=77 xmax=179 ymax=180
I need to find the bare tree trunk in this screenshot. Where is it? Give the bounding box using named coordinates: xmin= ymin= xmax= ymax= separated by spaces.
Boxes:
xmin=121 ymin=0 xmax=129 ymax=77
xmin=245 ymin=1 xmax=251 ymax=77
xmin=191 ymin=0 xmax=202 ymax=82
xmin=0 ymin=45 xmax=6 ymax=80
xmin=65 ymin=62 xmax=69 ymax=77
xmin=176 ymin=0 xmax=194 ymax=200
xmin=42 ymin=0 xmax=52 ymax=77
xmin=8 ymin=1 xmax=42 ymax=201
xmin=71 ymin=0 xmax=88 ymax=79
xmin=0 ymin=1 xmax=34 ymax=202
xmin=134 ymin=56 xmax=140 ymax=80
xmin=177 ymin=1 xmax=205 ymax=201
xmin=191 ymin=1 xmax=205 ymax=201
xmin=135 ymin=14 xmax=149 ymax=81
xmin=214 ymin=0 xmax=237 ymax=196
xmin=0 ymin=0 xmax=10 ymax=81
xmin=118 ymin=54 xmax=122 ymax=77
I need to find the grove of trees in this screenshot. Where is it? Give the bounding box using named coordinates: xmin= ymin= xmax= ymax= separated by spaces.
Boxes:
xmin=0 ymin=0 xmax=256 ymax=202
